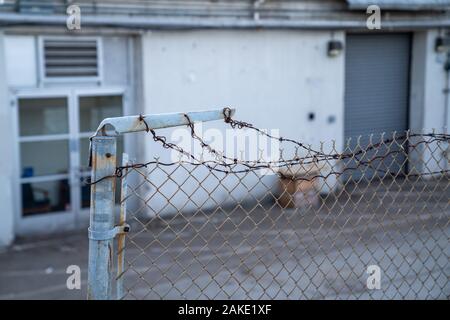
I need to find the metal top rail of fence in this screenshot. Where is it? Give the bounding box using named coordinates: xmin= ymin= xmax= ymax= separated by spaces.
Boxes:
xmin=87 ymin=108 xmax=450 ymax=300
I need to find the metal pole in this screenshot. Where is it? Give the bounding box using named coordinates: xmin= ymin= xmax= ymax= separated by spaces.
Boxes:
xmin=116 ymin=153 xmax=129 ymax=300
xmin=87 ymin=136 xmax=117 ymax=300
xmin=85 ymin=108 xmax=234 ymax=299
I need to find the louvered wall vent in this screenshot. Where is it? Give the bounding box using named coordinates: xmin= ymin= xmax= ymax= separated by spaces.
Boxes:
xmin=43 ymin=39 xmax=99 ymax=79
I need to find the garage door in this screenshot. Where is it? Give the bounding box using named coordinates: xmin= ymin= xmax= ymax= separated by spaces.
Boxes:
xmin=344 ymin=33 xmax=411 ymax=179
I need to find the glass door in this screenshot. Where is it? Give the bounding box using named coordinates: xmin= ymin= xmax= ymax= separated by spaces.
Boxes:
xmin=18 ymin=97 xmax=72 ymax=218
xmin=15 ymin=89 xmax=125 ymax=235
xmin=76 ymin=93 xmax=124 ymax=210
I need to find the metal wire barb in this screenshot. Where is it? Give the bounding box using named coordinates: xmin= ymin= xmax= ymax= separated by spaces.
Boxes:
xmin=89 ymin=109 xmax=450 ymax=299
xmin=87 ymin=109 xmax=450 ymax=185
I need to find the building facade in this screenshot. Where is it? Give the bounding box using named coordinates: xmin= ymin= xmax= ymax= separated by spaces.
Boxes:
xmin=0 ymin=0 xmax=449 ymax=246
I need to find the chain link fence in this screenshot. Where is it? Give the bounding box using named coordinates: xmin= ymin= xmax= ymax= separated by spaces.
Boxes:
xmin=87 ymin=109 xmax=449 ymax=300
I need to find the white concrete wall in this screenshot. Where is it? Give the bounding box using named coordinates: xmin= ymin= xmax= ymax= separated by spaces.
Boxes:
xmin=0 ymin=34 xmax=135 ymax=239
xmin=140 ymin=30 xmax=345 ymax=215
xmin=0 ymin=32 xmax=15 ymax=247
xmin=410 ymin=29 xmax=449 ymax=174
xmin=4 ymin=35 xmax=36 ymax=88
xmin=5 ymin=35 xmax=38 ymax=87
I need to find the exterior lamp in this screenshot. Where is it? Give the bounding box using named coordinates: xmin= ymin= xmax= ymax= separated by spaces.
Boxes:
xmin=327 ymin=40 xmax=343 ymax=57
xmin=435 ymin=36 xmax=450 ymax=53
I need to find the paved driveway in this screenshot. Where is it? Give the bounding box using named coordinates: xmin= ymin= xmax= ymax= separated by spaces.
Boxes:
xmin=0 ymin=178 xmax=448 ymax=300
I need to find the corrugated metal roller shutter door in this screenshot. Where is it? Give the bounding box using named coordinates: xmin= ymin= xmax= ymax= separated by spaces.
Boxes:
xmin=344 ymin=33 xmax=411 ymax=179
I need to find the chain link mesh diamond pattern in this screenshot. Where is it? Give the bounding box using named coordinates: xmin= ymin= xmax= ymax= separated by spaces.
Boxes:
xmin=115 ymin=132 xmax=449 ymax=299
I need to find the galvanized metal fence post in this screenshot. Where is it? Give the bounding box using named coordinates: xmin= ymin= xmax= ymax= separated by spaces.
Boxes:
xmin=86 ymin=109 xmax=234 ymax=299
xmin=116 ymin=153 xmax=129 ymax=300
xmin=87 ymin=136 xmax=117 ymax=300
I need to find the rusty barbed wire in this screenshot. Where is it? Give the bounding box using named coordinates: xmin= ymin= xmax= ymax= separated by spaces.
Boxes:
xmin=84 ymin=108 xmax=450 ymax=299
xmin=85 ymin=108 xmax=450 ymax=186
xmin=116 ymin=128 xmax=449 ymax=300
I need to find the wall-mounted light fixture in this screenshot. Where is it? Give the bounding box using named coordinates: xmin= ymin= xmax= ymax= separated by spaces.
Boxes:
xmin=436 ymin=37 xmax=444 ymax=52
xmin=434 ymin=35 xmax=450 ymax=53
xmin=435 ymin=36 xmax=450 ymax=53
xmin=327 ymin=40 xmax=343 ymax=57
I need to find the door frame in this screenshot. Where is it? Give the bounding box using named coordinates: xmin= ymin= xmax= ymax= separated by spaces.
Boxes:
xmin=73 ymin=87 xmax=128 ymax=222
xmin=12 ymin=86 xmax=127 ymax=236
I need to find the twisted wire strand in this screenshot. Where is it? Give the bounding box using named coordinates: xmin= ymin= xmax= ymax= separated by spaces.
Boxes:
xmin=85 ymin=108 xmax=450 ymax=185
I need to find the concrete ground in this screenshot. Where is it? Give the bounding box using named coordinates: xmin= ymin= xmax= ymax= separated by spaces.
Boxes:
xmin=0 ymin=231 xmax=88 ymax=299
xmin=0 ymin=177 xmax=449 ymax=300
